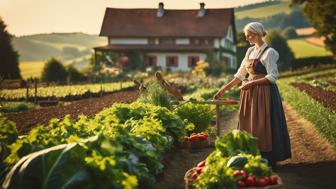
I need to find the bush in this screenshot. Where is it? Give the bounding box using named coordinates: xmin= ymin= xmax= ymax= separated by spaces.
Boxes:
xmin=174 ymin=102 xmax=213 ymax=134
xmin=41 ymin=58 xmax=68 ymax=83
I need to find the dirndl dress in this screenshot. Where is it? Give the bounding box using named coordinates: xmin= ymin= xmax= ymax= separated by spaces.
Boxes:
xmin=238 ymin=46 xmax=291 ymax=162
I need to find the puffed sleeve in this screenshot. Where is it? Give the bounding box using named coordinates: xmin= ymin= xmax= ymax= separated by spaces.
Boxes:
xmin=234 ymin=47 xmax=253 ymax=81
xmin=260 ymin=48 xmax=279 ymax=83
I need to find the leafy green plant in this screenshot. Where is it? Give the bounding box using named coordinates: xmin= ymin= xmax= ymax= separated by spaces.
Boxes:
xmin=174 ymin=102 xmax=213 ymax=134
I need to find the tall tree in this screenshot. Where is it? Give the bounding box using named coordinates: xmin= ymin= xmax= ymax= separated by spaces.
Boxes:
xmin=292 ymin=0 xmax=336 ymax=57
xmin=265 ymin=30 xmax=295 ymax=68
xmin=0 ymin=17 xmax=21 ymax=79
xmin=41 ymin=58 xmax=68 ymax=83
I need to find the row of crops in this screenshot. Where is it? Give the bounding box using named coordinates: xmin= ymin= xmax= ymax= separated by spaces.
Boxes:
xmin=0 ymin=81 xmax=134 ymax=101
xmin=277 ymin=68 xmax=336 ymax=146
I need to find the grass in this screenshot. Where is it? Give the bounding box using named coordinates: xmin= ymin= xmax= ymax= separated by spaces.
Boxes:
xmin=235 ymin=1 xmax=292 ymax=19
xmin=278 ymin=69 xmax=336 ymax=147
xmin=0 ymin=101 xmax=36 ymax=113
xmin=287 ymin=39 xmax=332 ymax=58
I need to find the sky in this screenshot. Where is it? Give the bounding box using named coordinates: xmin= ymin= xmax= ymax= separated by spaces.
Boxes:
xmin=0 ymin=0 xmax=265 ymax=36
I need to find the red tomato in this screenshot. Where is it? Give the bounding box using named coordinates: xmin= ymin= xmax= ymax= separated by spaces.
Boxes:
xmin=263 ymin=176 xmax=271 ymax=185
xmin=198 ymin=134 xmax=208 ymax=140
xmin=256 ymin=178 xmax=268 ymax=187
xmin=183 ymin=136 xmax=189 ymax=141
xmin=237 ymin=180 xmax=246 ymax=187
xmin=197 ymin=160 xmax=206 ymax=167
xmin=233 ymin=170 xmax=247 ymax=179
xmin=269 ymin=175 xmax=278 ymax=185
xmin=201 ymin=132 xmax=209 ymax=137
xmin=245 ymin=176 xmax=256 ymax=187
xmin=189 ymin=135 xmax=199 ymax=141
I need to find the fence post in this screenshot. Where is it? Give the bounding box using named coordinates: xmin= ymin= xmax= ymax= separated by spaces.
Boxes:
xmin=34 ymin=78 xmax=37 ymax=104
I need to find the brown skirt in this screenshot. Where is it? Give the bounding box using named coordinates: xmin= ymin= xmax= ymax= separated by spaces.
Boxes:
xmin=238 ymin=74 xmax=272 ymax=152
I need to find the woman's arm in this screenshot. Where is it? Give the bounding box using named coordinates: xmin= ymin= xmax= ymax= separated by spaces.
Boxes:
xmin=213 ymin=77 xmax=241 ymax=99
xmin=240 ymin=77 xmax=269 ymax=90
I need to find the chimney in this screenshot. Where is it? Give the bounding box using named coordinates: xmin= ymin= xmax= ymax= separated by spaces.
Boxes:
xmin=157 ymin=2 xmax=164 ymax=17
xmin=198 ymin=2 xmax=206 ymax=17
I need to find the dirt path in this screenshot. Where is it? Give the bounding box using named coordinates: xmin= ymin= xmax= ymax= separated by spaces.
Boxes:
xmin=276 ymin=102 xmax=336 ymax=189
xmin=6 ymin=90 xmax=139 ymax=134
xmin=152 ymin=103 xmax=336 ymax=189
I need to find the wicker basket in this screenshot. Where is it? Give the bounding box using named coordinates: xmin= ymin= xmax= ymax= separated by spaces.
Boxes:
xmin=184 ymin=168 xmax=285 ymax=189
xmin=189 ymin=139 xmax=210 ymax=149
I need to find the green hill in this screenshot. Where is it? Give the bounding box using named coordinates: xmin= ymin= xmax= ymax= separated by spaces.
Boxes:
xmin=13 ymin=33 xmax=105 ymax=79
xmin=13 ymin=33 xmax=105 ymax=62
xmin=235 ymin=1 xmax=292 ymax=19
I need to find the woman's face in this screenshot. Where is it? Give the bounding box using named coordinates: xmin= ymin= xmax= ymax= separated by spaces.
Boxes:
xmin=245 ymin=30 xmax=260 ymax=45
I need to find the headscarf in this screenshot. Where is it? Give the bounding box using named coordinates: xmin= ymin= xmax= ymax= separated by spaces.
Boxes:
xmin=244 ymin=22 xmax=267 ymax=37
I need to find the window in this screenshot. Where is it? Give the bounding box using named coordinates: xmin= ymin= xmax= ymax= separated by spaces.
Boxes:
xmin=188 ymin=56 xmax=200 ymax=67
xmin=159 ymin=38 xmax=174 ymax=45
xmin=166 ymin=56 xmax=178 ymax=67
xmin=146 ymin=56 xmax=157 ymax=67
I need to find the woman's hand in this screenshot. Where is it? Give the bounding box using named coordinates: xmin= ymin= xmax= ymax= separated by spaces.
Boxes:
xmin=213 ymin=88 xmax=227 ymax=100
xmin=240 ymin=81 xmax=255 ymax=90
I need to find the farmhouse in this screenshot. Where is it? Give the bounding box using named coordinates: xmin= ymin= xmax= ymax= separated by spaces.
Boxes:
xmin=94 ymin=2 xmax=237 ymax=71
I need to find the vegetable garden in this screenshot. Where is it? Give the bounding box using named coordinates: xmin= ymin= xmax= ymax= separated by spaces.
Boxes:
xmin=1 ymin=70 xmax=336 ymax=189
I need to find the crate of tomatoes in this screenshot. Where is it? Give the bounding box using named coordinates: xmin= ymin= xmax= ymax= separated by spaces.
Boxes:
xmin=181 ymin=132 xmax=210 ymax=149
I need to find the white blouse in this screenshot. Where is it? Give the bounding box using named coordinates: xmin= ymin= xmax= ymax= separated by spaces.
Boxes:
xmin=234 ymin=43 xmax=279 ymax=83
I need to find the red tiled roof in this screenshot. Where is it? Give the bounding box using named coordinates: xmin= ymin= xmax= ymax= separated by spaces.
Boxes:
xmin=94 ymin=44 xmax=215 ymax=52
xmin=99 ymin=8 xmax=234 ymax=37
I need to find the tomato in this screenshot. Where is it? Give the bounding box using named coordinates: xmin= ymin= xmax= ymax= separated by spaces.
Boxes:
xmin=197 ymin=160 xmax=206 ymax=167
xmin=189 ymin=135 xmax=199 ymax=141
xmin=263 ymin=176 xmax=271 ymax=185
xmin=245 ymin=176 xmax=256 ymax=187
xmin=198 ymin=134 xmax=208 ymax=140
xmin=256 ymin=178 xmax=268 ymax=187
xmin=269 ymin=175 xmax=278 ymax=185
xmin=237 ymin=180 xmax=246 ymax=187
xmin=183 ymin=136 xmax=189 ymax=141
xmin=233 ymin=170 xmax=247 ymax=179
xmin=201 ymin=132 xmax=209 ymax=137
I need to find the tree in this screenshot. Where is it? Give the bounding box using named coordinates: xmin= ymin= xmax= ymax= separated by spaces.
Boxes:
xmin=67 ymin=64 xmax=85 ymax=83
xmin=0 ymin=18 xmax=21 ymax=79
xmin=41 ymin=58 xmax=68 ymax=83
xmin=292 ymin=0 xmax=336 ymax=57
xmin=282 ymin=27 xmax=298 ymax=39
xmin=265 ymin=30 xmax=295 ymax=68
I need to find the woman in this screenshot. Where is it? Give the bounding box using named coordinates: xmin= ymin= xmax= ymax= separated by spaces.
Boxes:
xmin=214 ymin=22 xmax=291 ymax=167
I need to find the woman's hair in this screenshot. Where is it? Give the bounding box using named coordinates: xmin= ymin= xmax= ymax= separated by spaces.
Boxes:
xmin=244 ymin=22 xmax=267 ymax=37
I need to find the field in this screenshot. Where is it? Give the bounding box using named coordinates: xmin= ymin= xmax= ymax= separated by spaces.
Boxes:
xmin=18 ymin=61 xmax=45 ymax=79
xmin=235 ymin=1 xmax=292 ymax=19
xmin=287 ymin=39 xmax=332 ymax=58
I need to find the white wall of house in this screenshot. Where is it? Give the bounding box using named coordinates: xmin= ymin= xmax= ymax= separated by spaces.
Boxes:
xmin=110 ymin=38 xmax=148 ymax=45
xmin=175 ymin=38 xmax=190 ymax=45
xmin=147 ymin=52 xmax=206 ymax=71
xmin=222 ymin=52 xmax=237 ymax=68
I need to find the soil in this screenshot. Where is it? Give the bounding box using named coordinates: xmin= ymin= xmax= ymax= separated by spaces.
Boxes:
xmin=151 ymin=103 xmax=336 ymax=189
xmin=6 ymin=90 xmax=139 ymax=134
xmin=291 ymin=82 xmax=336 ymax=110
